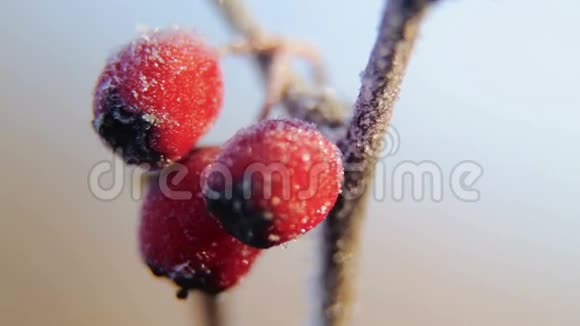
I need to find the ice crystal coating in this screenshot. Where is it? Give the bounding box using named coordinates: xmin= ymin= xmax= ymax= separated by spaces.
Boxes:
xmin=139 ymin=148 xmax=260 ymax=297
xmin=93 ymin=27 xmax=223 ymax=167
xmin=203 ymin=119 xmax=344 ymax=248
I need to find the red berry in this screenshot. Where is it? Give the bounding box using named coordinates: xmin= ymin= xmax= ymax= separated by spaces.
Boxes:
xmin=93 ymin=27 xmax=223 ymax=167
xmin=203 ymin=119 xmax=343 ymax=248
xmin=139 ymin=147 xmax=260 ymax=298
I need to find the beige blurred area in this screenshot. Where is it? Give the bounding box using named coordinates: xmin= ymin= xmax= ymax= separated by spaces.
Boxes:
xmin=1 ymin=0 xmax=580 ymax=325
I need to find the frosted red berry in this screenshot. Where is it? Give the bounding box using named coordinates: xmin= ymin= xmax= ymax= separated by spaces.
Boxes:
xmin=203 ymin=119 xmax=343 ymax=248
xmin=93 ymin=27 xmax=223 ymax=167
xmin=139 ymin=147 xmax=260 ymax=298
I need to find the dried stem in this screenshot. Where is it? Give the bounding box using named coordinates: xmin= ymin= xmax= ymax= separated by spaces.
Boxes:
xmin=201 ymin=293 xmax=223 ymax=326
xmin=210 ymin=0 xmax=347 ymax=133
xmin=321 ymin=1 xmax=435 ymax=325
xmin=211 ymin=0 xmax=262 ymax=39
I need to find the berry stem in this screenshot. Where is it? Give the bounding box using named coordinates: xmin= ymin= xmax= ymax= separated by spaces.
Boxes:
xmin=201 ymin=294 xmax=223 ymax=326
xmin=210 ymin=0 xmax=347 ymax=129
xmin=211 ymin=0 xmax=262 ymax=40
xmin=321 ymin=1 xmax=436 ymax=325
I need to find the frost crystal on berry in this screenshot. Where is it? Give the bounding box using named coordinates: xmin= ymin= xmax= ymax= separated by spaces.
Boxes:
xmin=93 ymin=27 xmax=223 ymax=167
xmin=203 ymin=119 xmax=344 ymax=248
xmin=139 ymin=148 xmax=260 ymax=297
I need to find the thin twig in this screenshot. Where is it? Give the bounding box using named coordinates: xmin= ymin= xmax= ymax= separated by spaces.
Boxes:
xmin=211 ymin=0 xmax=262 ymax=39
xmin=201 ymin=293 xmax=223 ymax=326
xmin=210 ymin=0 xmax=347 ymax=134
xmin=321 ymin=1 xmax=436 ymax=325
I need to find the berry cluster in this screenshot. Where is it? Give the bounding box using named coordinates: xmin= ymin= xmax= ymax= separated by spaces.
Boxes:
xmin=92 ymin=27 xmax=344 ymax=298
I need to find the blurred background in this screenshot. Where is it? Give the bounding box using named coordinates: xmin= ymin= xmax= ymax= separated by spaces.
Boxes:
xmin=1 ymin=0 xmax=579 ymax=325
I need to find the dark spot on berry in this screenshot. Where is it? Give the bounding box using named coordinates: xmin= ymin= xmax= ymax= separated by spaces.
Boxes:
xmin=176 ymin=288 xmax=189 ymax=299
xmin=93 ymin=89 xmax=164 ymax=166
xmin=147 ymin=262 xmax=166 ymax=277
xmin=145 ymin=261 xmax=224 ymax=298
xmin=204 ymin=181 xmax=275 ymax=249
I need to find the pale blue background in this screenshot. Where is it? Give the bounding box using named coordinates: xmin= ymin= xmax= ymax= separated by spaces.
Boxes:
xmin=1 ymin=1 xmax=579 ymax=325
